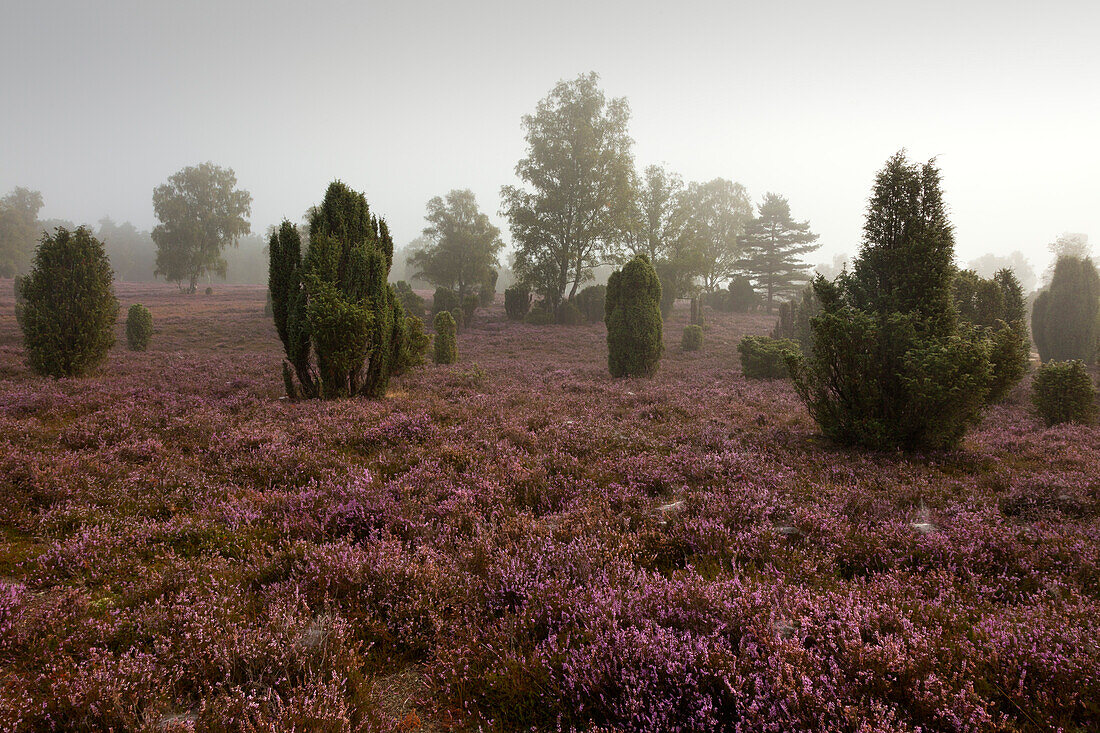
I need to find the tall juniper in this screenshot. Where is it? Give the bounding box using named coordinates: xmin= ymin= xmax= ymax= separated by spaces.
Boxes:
xmin=269 ymin=182 xmax=404 ymax=399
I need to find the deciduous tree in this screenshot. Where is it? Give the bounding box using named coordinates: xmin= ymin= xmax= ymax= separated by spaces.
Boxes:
xmin=152 ymin=162 xmax=252 ymax=293
xmin=408 ymin=189 xmax=503 ymax=299
xmin=502 ymin=72 xmax=635 ymax=313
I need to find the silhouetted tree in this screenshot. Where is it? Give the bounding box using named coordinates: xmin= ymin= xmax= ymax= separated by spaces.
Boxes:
xmin=408 ymin=189 xmax=503 ymax=299
xmin=738 ymin=193 xmax=820 ymax=312
xmin=0 ymin=187 xmax=44 ymax=276
xmin=1032 ymin=255 xmax=1100 ymax=363
xmin=152 ymin=162 xmax=252 ymax=293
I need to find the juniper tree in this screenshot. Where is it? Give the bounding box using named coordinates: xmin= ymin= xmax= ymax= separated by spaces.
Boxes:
xmin=1032 ymin=255 xmax=1100 ymax=363
xmin=268 ymin=182 xmax=404 ymax=399
xmin=18 ymin=226 xmax=118 ymax=377
xmin=788 ymin=152 xmax=993 ymax=450
xmin=606 ymin=254 xmax=663 ymax=377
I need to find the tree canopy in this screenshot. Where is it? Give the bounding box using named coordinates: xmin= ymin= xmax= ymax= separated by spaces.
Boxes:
xmin=151 ymin=162 xmax=252 ymax=293
xmin=408 ymin=189 xmax=503 ymax=298
xmin=677 ymin=178 xmax=753 ymax=293
xmin=737 ymin=193 xmax=820 ymax=312
xmin=0 ymin=187 xmax=44 ymax=276
xmin=502 ymin=72 xmax=636 ymax=312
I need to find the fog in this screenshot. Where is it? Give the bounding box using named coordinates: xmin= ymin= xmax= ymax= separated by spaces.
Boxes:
xmin=3 ymin=0 xmax=1098 ymax=275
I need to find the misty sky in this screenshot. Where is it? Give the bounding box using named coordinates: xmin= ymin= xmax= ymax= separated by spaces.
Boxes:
xmin=3 ymin=0 xmax=1098 ymax=275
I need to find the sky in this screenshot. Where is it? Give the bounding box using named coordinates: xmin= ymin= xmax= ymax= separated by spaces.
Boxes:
xmin=3 ymin=0 xmax=1098 ymax=275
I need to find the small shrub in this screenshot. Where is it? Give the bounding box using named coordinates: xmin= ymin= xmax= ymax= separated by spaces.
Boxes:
xmin=606 ymin=254 xmax=663 ymax=378
xmin=1031 ymin=360 xmax=1098 ymax=426
xmin=772 ymin=285 xmax=819 ymax=353
xmin=505 ymin=286 xmax=531 ymax=320
xmin=433 ymin=311 xmax=457 ymax=364
xmin=18 ymin=226 xmax=118 ymax=377
xmin=738 ymin=335 xmax=798 ymax=379
xmin=450 ymin=307 xmax=465 ymax=333
xmin=125 ymin=304 xmax=153 ymax=351
xmin=432 ymin=287 xmax=460 ymax=317
xmin=524 ymin=304 xmax=554 ymax=326
xmin=574 ymin=285 xmax=606 ymax=323
xmin=682 ymin=324 xmax=703 ymax=351
xmin=205 ymin=286 xmax=214 ymax=295
xmin=13 ymin=275 xmax=24 ymax=305
xmin=556 ymin=300 xmax=583 ymax=326
xmin=462 ymin=294 xmax=479 ymax=327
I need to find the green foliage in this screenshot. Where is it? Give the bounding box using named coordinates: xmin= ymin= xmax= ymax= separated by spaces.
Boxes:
xmin=524 ymin=304 xmax=554 ymax=326
xmin=505 ymin=285 xmax=532 ymax=320
xmin=738 ymin=336 xmax=797 ymax=379
xmin=987 ymin=321 xmax=1029 ymax=403
xmin=13 ymin=275 xmax=24 ymax=306
xmin=395 ymin=315 xmax=430 ymax=374
xmin=677 ymin=178 xmax=754 ymax=292
xmin=737 ymin=192 xmax=820 ymax=311
xmin=125 ymin=304 xmax=153 ymax=351
xmin=0 ymin=187 xmax=44 ymax=275
xmin=727 ymin=275 xmax=758 ymax=312
xmin=574 ymin=284 xmax=606 ymax=323
xmin=394 ymin=280 xmax=425 ymax=320
xmin=433 ymin=311 xmax=458 ymax=364
xmin=432 ymin=287 xmax=460 ymax=317
xmin=1032 ymin=256 xmax=1100 ymax=363
xmin=18 ymin=226 xmax=118 ymax=377
xmin=1031 ymin=360 xmax=1098 ymax=426
xmin=953 ymin=269 xmax=1003 ymax=328
xmin=268 ymin=182 xmax=402 ymax=399
xmin=408 ymin=190 xmax=503 ymax=299
xmin=847 ymin=152 xmax=957 ymax=336
xmin=479 ymin=269 xmax=498 ymax=307
xmin=682 ymin=324 xmax=703 ymax=351
xmin=606 ymin=254 xmax=663 ymax=377
xmin=152 ymin=162 xmax=252 ymax=293
xmin=771 ymin=285 xmax=820 ymax=354
xmin=556 ymin=299 xmax=584 ymax=326
xmin=462 ymin=293 xmax=479 ymax=327
xmin=503 ymin=73 xmax=636 ymax=311
xmin=450 ymin=308 xmax=465 ymax=333
xmin=789 ymin=153 xmax=994 ymax=450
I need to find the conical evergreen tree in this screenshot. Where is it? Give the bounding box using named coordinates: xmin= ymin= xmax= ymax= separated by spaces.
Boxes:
xmin=738 ymin=193 xmax=820 ymax=312
xmin=1032 ymin=255 xmax=1100 ymax=363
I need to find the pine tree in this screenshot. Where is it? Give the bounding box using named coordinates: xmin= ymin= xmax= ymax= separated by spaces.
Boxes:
xmin=738 ymin=193 xmax=820 ymax=312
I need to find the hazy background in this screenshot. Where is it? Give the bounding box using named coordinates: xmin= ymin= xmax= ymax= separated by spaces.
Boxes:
xmin=3 ymin=0 xmax=1098 ymax=274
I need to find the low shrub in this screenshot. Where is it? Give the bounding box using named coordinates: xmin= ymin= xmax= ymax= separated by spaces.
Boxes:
xmin=125 ymin=304 xmax=153 ymax=351
xmin=450 ymin=308 xmax=465 ymax=333
xmin=205 ymin=286 xmax=214 ymax=295
xmin=738 ymin=335 xmax=798 ymax=379
xmin=574 ymin=285 xmax=606 ymax=323
xmin=690 ymin=297 xmax=704 ymax=326
xmin=556 ymin=300 xmax=583 ymax=326
xmin=682 ymin=324 xmax=703 ymax=351
xmin=432 ymin=287 xmax=460 ymax=317
xmin=433 ymin=311 xmax=457 ymax=364
xmin=1031 ymin=360 xmax=1098 ymax=426
xmin=524 ymin=304 xmax=554 ymax=326
xmin=505 ymin=286 xmax=532 ymax=320
xmin=987 ymin=320 xmax=1030 ymax=403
